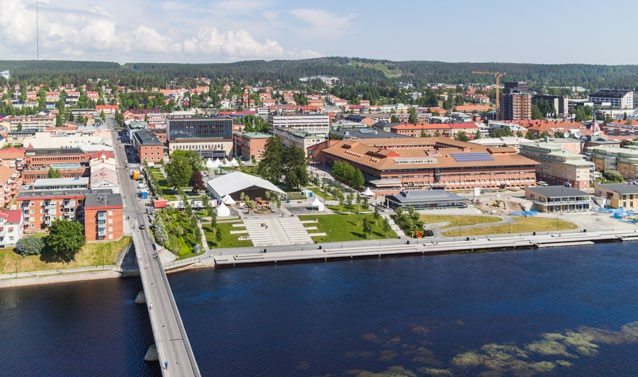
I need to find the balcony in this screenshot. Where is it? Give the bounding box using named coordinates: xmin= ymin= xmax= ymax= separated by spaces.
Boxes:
xmin=97 ymin=212 xmax=107 ymax=220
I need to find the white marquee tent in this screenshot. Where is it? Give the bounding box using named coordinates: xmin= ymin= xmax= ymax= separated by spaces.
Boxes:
xmin=311 ymin=196 xmax=325 ymax=211
xmin=215 ymin=201 xmax=231 ymax=217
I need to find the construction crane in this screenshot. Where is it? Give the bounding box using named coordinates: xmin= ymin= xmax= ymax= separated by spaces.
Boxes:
xmin=472 ymin=71 xmax=505 ymax=120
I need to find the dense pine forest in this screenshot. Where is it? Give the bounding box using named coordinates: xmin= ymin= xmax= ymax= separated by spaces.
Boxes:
xmin=2 ymin=57 xmax=638 ymax=90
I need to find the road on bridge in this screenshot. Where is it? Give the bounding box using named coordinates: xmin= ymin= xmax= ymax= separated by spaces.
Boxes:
xmin=109 ymin=116 xmax=201 ymax=377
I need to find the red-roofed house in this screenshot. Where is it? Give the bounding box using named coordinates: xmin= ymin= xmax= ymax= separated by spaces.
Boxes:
xmin=0 ymin=209 xmax=23 ymax=246
xmin=96 ymin=104 xmax=119 ymax=114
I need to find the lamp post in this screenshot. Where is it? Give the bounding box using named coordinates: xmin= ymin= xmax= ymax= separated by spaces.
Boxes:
xmin=15 ymin=262 xmax=18 ymax=278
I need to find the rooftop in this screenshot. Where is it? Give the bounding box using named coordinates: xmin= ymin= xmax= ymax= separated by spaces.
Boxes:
xmin=85 ymin=192 xmax=123 ymax=208
xmin=234 ymin=132 xmax=272 ymax=139
xmin=32 ymin=177 xmax=89 ymax=187
xmin=133 ymin=129 xmax=163 ymax=146
xmin=527 ymin=186 xmax=590 ymax=197
xmin=386 ymin=190 xmax=465 ymax=204
xmin=596 ymin=183 xmax=638 ymax=194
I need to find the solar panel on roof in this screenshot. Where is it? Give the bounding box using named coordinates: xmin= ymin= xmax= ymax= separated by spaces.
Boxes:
xmin=451 ymin=152 xmax=494 ymax=162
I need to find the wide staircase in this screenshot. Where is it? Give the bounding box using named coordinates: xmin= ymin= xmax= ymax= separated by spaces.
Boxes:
xmin=243 ymin=217 xmax=313 ymax=246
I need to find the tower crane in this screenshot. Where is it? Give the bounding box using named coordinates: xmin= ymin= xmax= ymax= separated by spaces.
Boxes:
xmin=472 ymin=71 xmax=505 ymax=120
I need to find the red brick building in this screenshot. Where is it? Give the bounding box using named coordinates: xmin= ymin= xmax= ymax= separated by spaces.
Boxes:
xmin=84 ymin=193 xmax=123 ymax=241
xmin=132 ymin=129 xmax=164 ymax=163
xmin=233 ymin=132 xmax=272 ymax=162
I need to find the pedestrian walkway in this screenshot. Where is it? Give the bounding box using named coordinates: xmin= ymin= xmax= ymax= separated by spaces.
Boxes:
xmin=243 ymin=217 xmax=313 ymax=246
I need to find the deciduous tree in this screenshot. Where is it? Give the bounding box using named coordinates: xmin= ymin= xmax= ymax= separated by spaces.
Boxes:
xmin=45 ymin=220 xmax=85 ymax=262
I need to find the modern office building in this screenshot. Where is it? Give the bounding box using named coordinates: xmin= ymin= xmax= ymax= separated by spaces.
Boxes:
xmin=268 ymin=114 xmax=330 ymax=136
xmin=589 ymin=89 xmax=634 ymax=109
xmin=313 ymin=137 xmax=538 ymax=191
xmin=500 ymin=82 xmax=532 ymax=120
xmin=166 ymin=117 xmax=233 ymax=158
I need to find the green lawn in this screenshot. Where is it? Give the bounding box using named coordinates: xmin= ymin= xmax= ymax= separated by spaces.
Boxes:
xmin=440 ymin=217 xmax=577 ymax=237
xmin=327 ymin=204 xmax=370 ymax=213
xmin=299 ymin=214 xmax=397 ymax=242
xmin=0 ymin=236 xmax=131 ymax=274
xmin=202 ymin=223 xmax=252 ymax=248
xmin=421 ymin=215 xmax=502 ymax=228
xmin=307 ymin=187 xmax=334 ymax=200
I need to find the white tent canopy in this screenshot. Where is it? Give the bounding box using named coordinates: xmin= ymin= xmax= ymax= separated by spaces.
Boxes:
xmin=222 ymin=194 xmax=236 ymax=205
xmin=361 ymin=187 xmax=375 ymax=197
xmin=215 ymin=201 xmax=231 ymax=217
xmin=311 ymin=196 xmax=325 ymax=211
xmin=205 ymin=159 xmax=215 ymax=169
xmin=206 ymin=171 xmax=286 ymax=200
xmin=211 ymin=159 xmax=222 ymax=168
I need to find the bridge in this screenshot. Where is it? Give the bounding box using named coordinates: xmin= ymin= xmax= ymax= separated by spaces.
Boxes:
xmin=111 ymin=118 xmax=201 ymax=377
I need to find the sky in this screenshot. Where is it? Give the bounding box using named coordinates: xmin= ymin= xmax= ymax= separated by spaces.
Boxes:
xmin=1 ymin=0 xmax=637 ymax=65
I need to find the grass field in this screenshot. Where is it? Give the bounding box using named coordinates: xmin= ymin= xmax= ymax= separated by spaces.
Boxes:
xmin=202 ymin=222 xmax=252 ymax=248
xmin=299 ymin=214 xmax=397 ymax=242
xmin=421 ymin=215 xmax=502 ymax=228
xmin=307 ymin=187 xmax=334 ymax=200
xmin=440 ymin=217 xmax=577 ymax=237
xmin=0 ymin=236 xmax=131 ymax=274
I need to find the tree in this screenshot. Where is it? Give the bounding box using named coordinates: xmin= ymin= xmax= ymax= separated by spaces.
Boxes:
xmin=190 ymin=171 xmax=206 ymax=193
xmin=258 ymin=136 xmax=284 ymax=184
xmin=362 ymin=217 xmax=372 ymax=239
xmin=47 ymin=167 xmax=62 ymax=178
xmin=455 ymin=131 xmax=469 ymax=142
xmin=408 ymin=107 xmax=418 ymax=123
xmin=15 ymin=236 xmax=46 ymax=256
xmin=282 ymin=145 xmax=308 ymax=189
xmin=474 ymin=129 xmax=481 ymax=140
xmin=531 ymin=104 xmax=543 ymax=120
xmin=215 ymin=225 xmax=223 ymax=247
xmin=390 ymin=114 xmax=400 ymax=123
xmin=45 ymin=220 xmax=85 ymax=262
xmin=167 ymin=154 xmax=193 ymax=188
xmin=382 ymin=217 xmax=392 ymax=238
xmin=603 ymin=170 xmax=625 ymax=182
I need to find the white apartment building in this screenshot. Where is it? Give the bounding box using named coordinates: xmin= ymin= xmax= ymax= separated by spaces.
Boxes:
xmin=271 ymin=127 xmax=326 ymax=157
xmin=0 ymin=209 xmax=23 ymax=247
xmin=589 ymin=89 xmax=634 ymax=109
xmin=268 ymin=114 xmax=330 ymax=136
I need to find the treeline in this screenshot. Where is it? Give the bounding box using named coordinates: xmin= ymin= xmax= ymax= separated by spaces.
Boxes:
xmin=4 ymin=57 xmax=638 ymax=90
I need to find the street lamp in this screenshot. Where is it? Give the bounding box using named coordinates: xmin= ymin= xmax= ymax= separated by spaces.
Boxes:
xmin=15 ymin=262 xmax=18 ymax=278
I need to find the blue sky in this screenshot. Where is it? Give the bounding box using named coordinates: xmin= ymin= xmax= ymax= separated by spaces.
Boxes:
xmin=1 ymin=0 xmax=636 ymax=64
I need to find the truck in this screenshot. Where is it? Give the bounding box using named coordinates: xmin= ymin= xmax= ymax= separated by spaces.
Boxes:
xmin=131 ymin=169 xmax=140 ymax=180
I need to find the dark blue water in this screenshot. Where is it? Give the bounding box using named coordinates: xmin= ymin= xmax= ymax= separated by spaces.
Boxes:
xmin=3 ymin=244 xmax=638 ymax=376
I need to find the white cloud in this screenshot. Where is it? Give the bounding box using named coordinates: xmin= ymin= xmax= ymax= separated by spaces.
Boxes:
xmin=0 ymin=0 xmax=36 ymax=46
xmin=288 ymin=8 xmax=353 ymax=39
xmin=0 ymin=0 xmax=323 ymax=62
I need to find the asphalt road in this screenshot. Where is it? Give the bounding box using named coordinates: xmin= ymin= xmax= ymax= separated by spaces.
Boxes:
xmin=108 ymin=117 xmax=200 ymax=377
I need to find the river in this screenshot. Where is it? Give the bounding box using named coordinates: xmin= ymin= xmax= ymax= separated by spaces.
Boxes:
xmin=2 ymin=243 xmax=638 ymax=376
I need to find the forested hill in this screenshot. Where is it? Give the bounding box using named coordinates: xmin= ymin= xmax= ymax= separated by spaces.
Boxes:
xmin=2 ymin=57 xmax=638 ymax=89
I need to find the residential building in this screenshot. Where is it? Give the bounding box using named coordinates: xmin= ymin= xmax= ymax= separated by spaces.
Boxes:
xmin=590 ymin=146 xmax=638 ymax=179
xmin=594 ymin=183 xmax=638 ymax=209
xmin=519 ymin=142 xmax=594 ymax=189
xmin=313 ymin=137 xmax=538 ymax=191
xmin=272 ymin=127 xmax=326 ymax=157
xmin=500 ymin=82 xmax=532 ymax=120
xmin=131 ymin=129 xmax=164 ymax=163
xmin=0 ymin=209 xmax=23 ymax=247
xmin=525 ymin=186 xmax=591 ymax=213
xmin=84 ymin=193 xmax=123 ymax=241
xmin=90 ymin=167 xmax=120 ymax=194
xmin=268 ymin=114 xmax=330 ymax=136
xmin=166 ymin=117 xmax=233 ymax=158
xmin=233 ymin=132 xmax=272 ymax=162
xmin=390 ymin=123 xmax=479 ymax=138
xmin=17 ymin=190 xmax=85 ymax=232
xmin=0 ymin=169 xmax=21 ymax=208
xmin=589 ymin=89 xmax=634 ymax=109
xmin=24 ymin=148 xmax=94 ymax=169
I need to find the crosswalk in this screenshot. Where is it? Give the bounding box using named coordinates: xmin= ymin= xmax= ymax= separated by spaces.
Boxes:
xmin=243 ymin=217 xmax=314 ymax=246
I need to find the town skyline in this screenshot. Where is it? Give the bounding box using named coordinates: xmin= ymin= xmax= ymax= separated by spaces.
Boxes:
xmin=2 ymin=0 xmax=638 ymax=65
